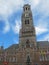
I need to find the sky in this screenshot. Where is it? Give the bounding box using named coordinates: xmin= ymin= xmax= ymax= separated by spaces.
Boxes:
xmin=0 ymin=0 xmax=49 ymax=48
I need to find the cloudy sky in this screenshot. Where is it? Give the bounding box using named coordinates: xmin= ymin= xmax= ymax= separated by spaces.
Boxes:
xmin=0 ymin=0 xmax=49 ymax=48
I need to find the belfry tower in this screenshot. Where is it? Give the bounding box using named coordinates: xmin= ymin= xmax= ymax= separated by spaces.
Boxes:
xmin=19 ymin=4 xmax=36 ymax=49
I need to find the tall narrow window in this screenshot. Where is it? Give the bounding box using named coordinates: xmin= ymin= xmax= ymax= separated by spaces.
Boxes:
xmin=26 ymin=56 xmax=30 ymax=65
xmin=12 ymin=57 xmax=15 ymax=62
xmin=25 ymin=19 xmax=29 ymax=24
xmin=26 ymin=39 xmax=30 ymax=48
xmin=26 ymin=7 xmax=27 ymax=10
xmin=40 ymin=54 xmax=44 ymax=61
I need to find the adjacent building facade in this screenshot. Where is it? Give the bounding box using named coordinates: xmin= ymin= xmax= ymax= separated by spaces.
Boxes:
xmin=0 ymin=4 xmax=49 ymax=65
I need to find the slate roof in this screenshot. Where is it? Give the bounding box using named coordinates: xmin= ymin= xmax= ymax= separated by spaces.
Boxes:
xmin=37 ymin=41 xmax=49 ymax=48
xmin=5 ymin=44 xmax=19 ymax=51
xmin=4 ymin=41 xmax=49 ymax=51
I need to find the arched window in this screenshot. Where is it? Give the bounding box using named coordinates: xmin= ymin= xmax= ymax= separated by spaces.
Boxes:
xmin=9 ymin=57 xmax=12 ymax=62
xmin=26 ymin=7 xmax=27 ymax=10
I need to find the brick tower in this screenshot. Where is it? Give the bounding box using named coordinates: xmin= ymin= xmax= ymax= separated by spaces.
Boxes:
xmin=19 ymin=4 xmax=36 ymax=49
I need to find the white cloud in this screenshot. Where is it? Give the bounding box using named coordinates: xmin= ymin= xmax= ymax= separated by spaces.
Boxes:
xmin=12 ymin=20 xmax=21 ymax=34
xmin=3 ymin=20 xmax=10 ymax=33
xmin=0 ymin=0 xmax=49 ymax=36
xmin=35 ymin=18 xmax=48 ymax=35
xmin=0 ymin=0 xmax=24 ymax=18
xmin=33 ymin=0 xmax=49 ymax=17
xmin=0 ymin=0 xmax=49 ymax=18
xmin=38 ymin=0 xmax=49 ymax=14
xmin=35 ymin=27 xmax=48 ymax=35
xmin=28 ymin=0 xmax=40 ymax=9
xmin=0 ymin=0 xmax=24 ymax=33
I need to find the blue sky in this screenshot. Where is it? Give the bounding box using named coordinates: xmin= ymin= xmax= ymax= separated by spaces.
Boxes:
xmin=0 ymin=0 xmax=49 ymax=48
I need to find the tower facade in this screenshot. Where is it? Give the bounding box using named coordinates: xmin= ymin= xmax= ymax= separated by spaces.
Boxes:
xmin=19 ymin=4 xmax=36 ymax=49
